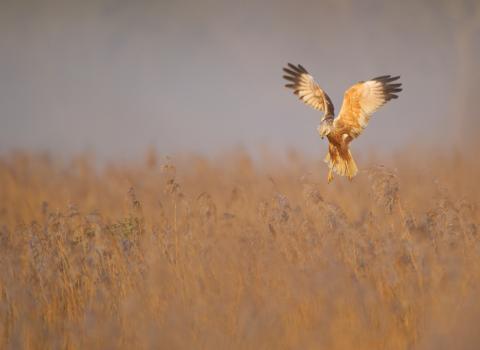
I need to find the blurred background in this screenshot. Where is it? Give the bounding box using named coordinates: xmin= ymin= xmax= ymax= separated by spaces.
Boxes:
xmin=1 ymin=0 xmax=479 ymax=159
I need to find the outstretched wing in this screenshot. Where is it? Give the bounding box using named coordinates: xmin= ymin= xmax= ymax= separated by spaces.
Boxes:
xmin=283 ymin=63 xmax=334 ymax=117
xmin=334 ymin=75 xmax=402 ymax=138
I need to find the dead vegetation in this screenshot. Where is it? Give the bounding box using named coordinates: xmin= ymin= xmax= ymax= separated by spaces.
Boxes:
xmin=0 ymin=150 xmax=479 ymax=349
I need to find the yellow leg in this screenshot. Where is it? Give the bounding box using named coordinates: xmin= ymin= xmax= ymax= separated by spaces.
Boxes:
xmin=327 ymin=167 xmax=334 ymax=183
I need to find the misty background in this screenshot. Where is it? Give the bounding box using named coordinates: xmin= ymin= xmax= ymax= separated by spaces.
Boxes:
xmin=1 ymin=0 xmax=479 ymax=159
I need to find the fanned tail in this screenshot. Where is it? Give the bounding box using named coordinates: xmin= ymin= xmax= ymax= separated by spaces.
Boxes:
xmin=324 ymin=145 xmax=358 ymax=181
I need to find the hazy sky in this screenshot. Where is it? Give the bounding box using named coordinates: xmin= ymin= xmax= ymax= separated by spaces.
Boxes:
xmin=1 ymin=0 xmax=478 ymax=158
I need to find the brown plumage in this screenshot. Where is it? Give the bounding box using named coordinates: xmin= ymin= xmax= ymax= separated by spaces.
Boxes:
xmin=283 ymin=63 xmax=402 ymax=183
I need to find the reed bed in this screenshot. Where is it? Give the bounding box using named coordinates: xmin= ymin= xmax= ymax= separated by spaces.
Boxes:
xmin=0 ymin=149 xmax=479 ymax=349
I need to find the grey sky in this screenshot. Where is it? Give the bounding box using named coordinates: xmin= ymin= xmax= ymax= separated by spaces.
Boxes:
xmin=1 ymin=0 xmax=478 ymax=159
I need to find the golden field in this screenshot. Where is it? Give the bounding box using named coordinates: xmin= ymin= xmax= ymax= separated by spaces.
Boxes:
xmin=0 ymin=149 xmax=479 ymax=349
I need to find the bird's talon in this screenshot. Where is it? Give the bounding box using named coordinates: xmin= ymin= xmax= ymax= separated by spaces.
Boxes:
xmin=327 ymin=170 xmax=334 ymax=183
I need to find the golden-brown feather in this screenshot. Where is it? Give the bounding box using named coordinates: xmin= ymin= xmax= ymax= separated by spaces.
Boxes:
xmin=282 ymin=63 xmax=334 ymax=117
xmin=334 ymin=76 xmax=402 ymax=138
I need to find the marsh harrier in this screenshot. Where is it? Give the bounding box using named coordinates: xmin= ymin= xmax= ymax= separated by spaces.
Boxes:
xmin=283 ymin=63 xmax=402 ymax=183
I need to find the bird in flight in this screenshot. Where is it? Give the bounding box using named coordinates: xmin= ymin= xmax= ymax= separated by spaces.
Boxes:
xmin=283 ymin=63 xmax=402 ymax=183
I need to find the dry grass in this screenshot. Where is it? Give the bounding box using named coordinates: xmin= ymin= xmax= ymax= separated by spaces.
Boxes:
xmin=0 ymin=149 xmax=479 ymax=349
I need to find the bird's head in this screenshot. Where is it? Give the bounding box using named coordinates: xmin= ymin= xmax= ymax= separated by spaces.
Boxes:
xmin=317 ymin=117 xmax=333 ymax=139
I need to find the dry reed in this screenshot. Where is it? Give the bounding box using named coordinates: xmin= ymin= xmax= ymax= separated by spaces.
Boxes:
xmin=0 ymin=149 xmax=479 ymax=349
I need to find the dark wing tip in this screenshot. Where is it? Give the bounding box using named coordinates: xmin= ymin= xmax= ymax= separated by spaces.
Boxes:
xmin=372 ymin=75 xmax=391 ymax=81
xmin=372 ymin=75 xmax=401 ymax=84
xmin=286 ymin=63 xmax=310 ymax=75
xmin=384 ymin=75 xmax=400 ymax=83
xmin=283 ymin=68 xmax=299 ymax=76
xmin=283 ymin=75 xmax=297 ymax=82
xmin=374 ymin=75 xmax=403 ymax=99
xmin=287 ymin=63 xmax=301 ymax=72
xmin=297 ymin=64 xmax=308 ymax=74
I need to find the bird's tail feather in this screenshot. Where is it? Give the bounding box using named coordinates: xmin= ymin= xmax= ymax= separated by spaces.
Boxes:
xmin=325 ymin=147 xmax=358 ymax=179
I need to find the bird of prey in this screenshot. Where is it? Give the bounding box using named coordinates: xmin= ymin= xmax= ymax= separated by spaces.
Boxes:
xmin=283 ymin=63 xmax=402 ymax=183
